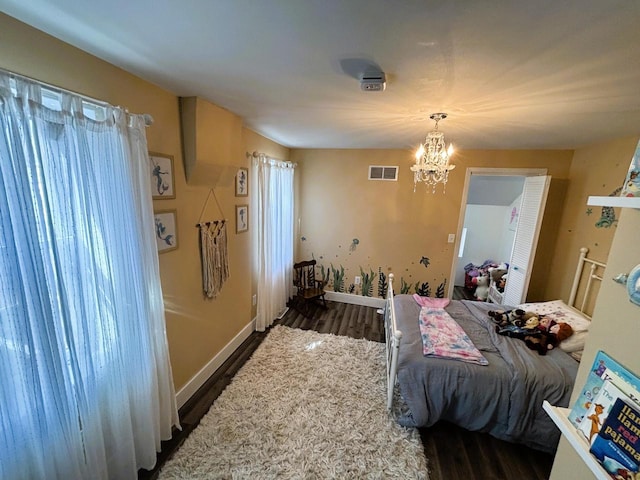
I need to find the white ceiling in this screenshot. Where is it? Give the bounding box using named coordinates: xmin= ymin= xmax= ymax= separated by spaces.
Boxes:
xmin=1 ymin=0 xmax=639 ymax=151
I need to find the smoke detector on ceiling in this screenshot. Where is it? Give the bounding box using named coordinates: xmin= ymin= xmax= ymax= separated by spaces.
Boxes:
xmin=360 ymin=72 xmax=386 ymax=92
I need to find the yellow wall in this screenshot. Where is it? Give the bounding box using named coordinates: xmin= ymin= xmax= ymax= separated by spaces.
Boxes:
xmin=0 ymin=13 xmax=289 ymax=393
xmin=543 ymin=137 xmax=639 ymax=310
xmin=291 ymin=148 xmax=574 ymax=300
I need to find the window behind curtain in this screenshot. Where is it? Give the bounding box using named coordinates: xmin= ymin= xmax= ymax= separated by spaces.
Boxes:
xmin=0 ymin=72 xmax=178 ymax=480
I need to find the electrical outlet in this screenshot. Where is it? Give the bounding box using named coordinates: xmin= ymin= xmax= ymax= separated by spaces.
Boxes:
xmin=448 ymin=233 xmax=456 ymax=243
xmin=355 ymin=276 xmax=361 ymax=285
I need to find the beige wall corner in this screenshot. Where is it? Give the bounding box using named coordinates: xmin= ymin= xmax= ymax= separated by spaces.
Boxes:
xmin=543 ymin=136 xmax=639 ymax=308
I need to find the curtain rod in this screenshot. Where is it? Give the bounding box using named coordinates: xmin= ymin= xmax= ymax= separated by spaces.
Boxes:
xmin=0 ymin=67 xmax=154 ymax=126
xmin=245 ymin=151 xmax=296 ymax=167
xmin=248 ymin=151 xmax=286 ymax=160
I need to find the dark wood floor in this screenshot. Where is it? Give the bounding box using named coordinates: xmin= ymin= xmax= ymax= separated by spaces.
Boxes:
xmin=139 ymin=299 xmax=555 ymax=480
xmin=453 ymin=285 xmax=477 ymax=301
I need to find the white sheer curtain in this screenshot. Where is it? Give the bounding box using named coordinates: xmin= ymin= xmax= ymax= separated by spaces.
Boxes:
xmin=252 ymin=154 xmax=295 ymax=331
xmin=0 ymin=73 xmax=179 ymax=479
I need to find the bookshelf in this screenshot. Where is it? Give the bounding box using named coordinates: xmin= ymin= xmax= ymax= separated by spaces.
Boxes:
xmin=542 ymin=401 xmax=610 ymax=480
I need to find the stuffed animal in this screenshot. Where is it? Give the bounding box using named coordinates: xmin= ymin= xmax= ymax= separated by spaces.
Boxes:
xmin=472 ymin=275 xmax=489 ymax=301
xmin=518 ymin=310 xmax=539 ymax=326
xmin=525 ymin=322 xmax=574 ymax=355
xmin=496 ymin=314 xmax=540 ymax=337
xmin=524 ymin=316 xmax=540 ymax=329
xmin=496 ymin=323 xmax=542 ymax=340
xmin=489 ymin=308 xmax=522 ymax=327
xmin=488 ymin=308 xmax=537 ymax=328
xmin=549 ymin=322 xmax=574 ymax=348
xmin=497 ymin=274 xmax=507 ymax=292
xmin=488 ymin=267 xmax=509 ymax=293
xmin=496 ymin=324 xmax=522 ymax=338
xmin=537 ymin=316 xmax=557 ymax=332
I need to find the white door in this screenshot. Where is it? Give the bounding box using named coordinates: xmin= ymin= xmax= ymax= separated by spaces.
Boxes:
xmin=501 ymin=175 xmax=551 ymax=305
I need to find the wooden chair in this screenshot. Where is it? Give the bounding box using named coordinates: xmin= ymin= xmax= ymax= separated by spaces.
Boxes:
xmin=293 ymin=260 xmax=327 ymax=313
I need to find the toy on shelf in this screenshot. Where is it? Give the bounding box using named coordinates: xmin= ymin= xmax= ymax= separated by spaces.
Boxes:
xmin=464 ymin=260 xmax=509 ymax=301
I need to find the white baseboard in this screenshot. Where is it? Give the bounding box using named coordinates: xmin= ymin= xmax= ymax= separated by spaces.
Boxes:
xmin=325 ymin=291 xmax=385 ymax=308
xmin=175 ymin=317 xmax=256 ymax=409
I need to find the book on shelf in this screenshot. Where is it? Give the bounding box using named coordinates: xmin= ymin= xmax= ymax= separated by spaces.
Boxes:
xmin=577 ymin=378 xmax=640 ymax=445
xmin=569 ymin=350 xmax=640 ymax=429
xmin=589 ymin=397 xmax=640 ymax=477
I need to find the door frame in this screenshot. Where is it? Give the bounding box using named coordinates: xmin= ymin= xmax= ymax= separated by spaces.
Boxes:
xmin=447 ymin=167 xmax=548 ymax=299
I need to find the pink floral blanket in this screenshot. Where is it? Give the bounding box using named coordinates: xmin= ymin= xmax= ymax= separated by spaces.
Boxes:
xmin=413 ymin=295 xmax=488 ymax=365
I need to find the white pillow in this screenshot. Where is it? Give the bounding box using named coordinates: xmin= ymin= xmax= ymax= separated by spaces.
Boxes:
xmin=517 ymin=300 xmax=590 ymax=353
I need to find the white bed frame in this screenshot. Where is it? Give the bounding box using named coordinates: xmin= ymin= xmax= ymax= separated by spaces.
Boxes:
xmin=568 ymin=247 xmax=606 ymax=320
xmin=384 ymin=273 xmax=402 ymax=410
xmin=384 ymin=247 xmax=606 ymax=411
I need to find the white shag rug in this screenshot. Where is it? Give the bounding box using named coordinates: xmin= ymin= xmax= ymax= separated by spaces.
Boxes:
xmin=159 ymin=325 xmax=428 ymax=479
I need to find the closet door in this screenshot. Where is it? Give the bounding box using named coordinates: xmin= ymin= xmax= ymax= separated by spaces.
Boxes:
xmin=502 ymin=175 xmax=551 ymax=306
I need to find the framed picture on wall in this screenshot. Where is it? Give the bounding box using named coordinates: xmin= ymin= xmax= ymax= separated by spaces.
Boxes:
xmin=235 ymin=167 xmax=248 ymax=197
xmin=236 ymin=204 xmax=249 ymax=233
xmin=149 ymin=152 xmax=175 ymax=199
xmin=154 ymin=210 xmax=178 ymax=253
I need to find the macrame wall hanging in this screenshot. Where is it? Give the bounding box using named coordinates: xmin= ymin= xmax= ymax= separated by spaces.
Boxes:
xmin=196 ymin=188 xmax=229 ymax=299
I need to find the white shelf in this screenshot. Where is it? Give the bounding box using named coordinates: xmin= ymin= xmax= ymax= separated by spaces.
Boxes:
xmin=587 ymin=196 xmax=640 ymax=208
xmin=542 ymin=401 xmax=610 ymax=480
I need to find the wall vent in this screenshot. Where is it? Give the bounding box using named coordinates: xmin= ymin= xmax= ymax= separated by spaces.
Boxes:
xmin=368 ymin=166 xmax=398 ymax=181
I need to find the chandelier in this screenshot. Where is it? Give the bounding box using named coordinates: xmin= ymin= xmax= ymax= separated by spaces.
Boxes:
xmin=411 ymin=113 xmax=455 ymax=193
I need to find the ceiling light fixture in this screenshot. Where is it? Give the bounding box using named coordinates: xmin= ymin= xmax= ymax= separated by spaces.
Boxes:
xmin=411 ymin=113 xmax=455 ymax=193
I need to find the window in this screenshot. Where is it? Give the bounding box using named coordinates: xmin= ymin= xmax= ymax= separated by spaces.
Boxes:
xmin=0 ymin=71 xmax=178 ymax=479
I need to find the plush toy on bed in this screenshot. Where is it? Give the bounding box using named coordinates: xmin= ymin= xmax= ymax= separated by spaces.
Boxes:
xmin=472 ymin=275 xmax=489 ymax=301
xmin=536 ymin=316 xmax=557 ymax=333
xmin=524 ymin=316 xmax=540 ymax=329
xmin=496 ymin=324 xmax=541 ymax=340
xmin=495 ymin=312 xmax=542 ymax=339
xmin=488 ymin=308 xmax=537 ymax=328
xmin=489 ymin=308 xmax=521 ymax=327
xmin=524 ymin=322 xmax=574 ymax=355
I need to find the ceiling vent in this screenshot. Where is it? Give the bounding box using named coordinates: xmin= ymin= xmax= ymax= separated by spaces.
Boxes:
xmin=360 ymin=72 xmax=386 ymax=92
xmin=369 ymin=166 xmax=398 ymax=181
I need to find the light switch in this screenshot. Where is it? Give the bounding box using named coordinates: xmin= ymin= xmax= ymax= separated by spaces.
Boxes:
xmin=448 ymin=233 xmax=455 ymax=243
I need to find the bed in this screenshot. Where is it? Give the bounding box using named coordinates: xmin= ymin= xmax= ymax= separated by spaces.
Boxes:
xmin=384 ymin=247 xmax=606 ymax=453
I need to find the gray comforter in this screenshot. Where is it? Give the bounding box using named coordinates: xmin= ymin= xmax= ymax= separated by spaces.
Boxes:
xmin=394 ymin=295 xmax=578 ymax=453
